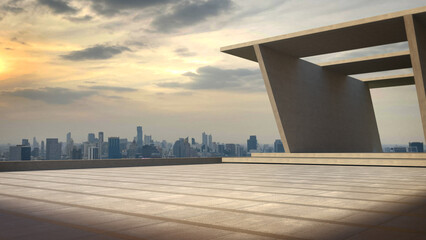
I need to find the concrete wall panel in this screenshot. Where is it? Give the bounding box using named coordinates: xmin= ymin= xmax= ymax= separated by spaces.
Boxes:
xmin=254 ymin=44 xmax=382 ymax=153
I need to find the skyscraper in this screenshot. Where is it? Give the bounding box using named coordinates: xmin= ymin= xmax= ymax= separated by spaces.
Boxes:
xmin=98 ymin=132 xmax=104 ymax=143
xmin=247 ymin=135 xmax=258 ymax=152
xmin=46 ymin=138 xmax=61 ymax=160
xmin=88 ymin=133 xmax=96 ymax=143
xmin=409 ymin=142 xmax=424 ymax=152
xmin=137 ymin=126 xmax=143 ymax=152
xmin=108 ymin=137 xmax=121 ymax=159
xmin=40 ymin=140 xmax=45 ymax=159
xmin=202 ymin=132 xmax=207 ymax=147
xmin=32 ymin=137 xmax=39 ymax=149
xmin=173 ymin=138 xmax=191 ymax=158
xmin=66 ymin=132 xmax=72 ymax=144
xmin=88 ymin=147 xmax=99 ymax=160
xmin=274 ymin=139 xmax=285 ymax=152
xmin=22 ymin=139 xmax=30 ymax=146
xmin=98 ymin=132 xmax=104 ymax=159
xmin=144 ymin=135 xmax=152 ymax=145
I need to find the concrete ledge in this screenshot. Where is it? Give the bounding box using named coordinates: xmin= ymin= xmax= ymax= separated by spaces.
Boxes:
xmin=224 ymin=153 xmax=426 ymax=167
xmin=0 ymin=158 xmax=222 ymax=172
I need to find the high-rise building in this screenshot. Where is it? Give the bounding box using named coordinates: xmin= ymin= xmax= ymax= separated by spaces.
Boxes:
xmin=247 ymin=135 xmax=257 ymax=152
xmin=137 ymin=126 xmax=143 ymax=152
xmin=40 ymin=140 xmax=45 ymax=159
xmin=46 ymin=138 xmax=61 ymax=160
xmin=65 ymin=132 xmax=74 ymax=159
xmin=66 ymin=132 xmax=72 ymax=144
xmin=22 ymin=139 xmax=30 ymax=146
xmin=144 ymin=135 xmax=152 ymax=145
xmin=108 ymin=137 xmax=121 ymax=159
xmin=274 ymin=139 xmax=285 ymax=152
xmin=9 ymin=146 xmax=20 ymax=160
xmin=88 ymin=147 xmax=99 ymax=160
xmin=173 ymin=138 xmax=191 ymax=158
xmin=208 ymin=135 xmax=212 ymax=149
xmin=9 ymin=145 xmax=31 ymax=161
xmin=32 ymin=137 xmax=39 ymax=149
xmin=98 ymin=132 xmax=104 ymax=143
xmin=409 ymin=142 xmax=424 ymax=152
xmin=88 ymin=133 xmax=96 ymax=143
xmin=202 ymin=132 xmax=207 ymax=147
xmin=98 ymin=132 xmax=104 ymax=159
xmin=71 ymin=147 xmax=82 ymax=159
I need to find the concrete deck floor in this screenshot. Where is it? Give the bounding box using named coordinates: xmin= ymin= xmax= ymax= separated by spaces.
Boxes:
xmin=0 ymin=163 xmax=425 ymax=240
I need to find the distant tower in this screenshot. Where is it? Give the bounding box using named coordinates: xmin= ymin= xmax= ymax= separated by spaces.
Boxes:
xmin=41 ymin=140 xmax=45 ymax=159
xmin=202 ymin=132 xmax=207 ymax=147
xmin=137 ymin=126 xmax=143 ymax=146
xmin=66 ymin=132 xmax=72 ymax=144
xmin=409 ymin=142 xmax=424 ymax=152
xmin=46 ymin=138 xmax=61 ymax=160
xmin=108 ymin=137 xmax=121 ymax=159
xmin=88 ymin=147 xmax=99 ymax=160
xmin=98 ymin=132 xmax=104 ymax=143
xmin=88 ymin=133 xmax=96 ymax=143
xmin=32 ymin=137 xmax=39 ymax=149
xmin=274 ymin=139 xmax=285 ymax=153
xmin=22 ymin=139 xmax=30 ymax=146
xmin=247 ymin=135 xmax=257 ymax=152
xmin=98 ymin=132 xmax=104 ymax=159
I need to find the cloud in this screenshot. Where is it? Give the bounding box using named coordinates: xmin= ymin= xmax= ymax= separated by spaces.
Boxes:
xmin=151 ymin=0 xmax=233 ymax=33
xmin=174 ymin=47 xmax=196 ymax=57
xmin=2 ymin=87 xmax=96 ymax=105
xmin=61 ymin=44 xmax=130 ymax=61
xmin=11 ymin=37 xmax=27 ymax=45
xmin=2 ymin=5 xmax=24 ymax=14
xmin=85 ymin=85 xmax=138 ymax=92
xmin=37 ymin=0 xmax=78 ymax=14
xmin=90 ymin=0 xmax=172 ymax=16
xmin=64 ymin=14 xmax=93 ymax=22
xmin=157 ymin=66 xmax=264 ymax=92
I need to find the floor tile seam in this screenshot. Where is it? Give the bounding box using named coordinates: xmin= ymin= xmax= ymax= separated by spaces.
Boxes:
xmin=4 ymin=181 xmax=426 ymax=232
xmin=2 ymin=181 xmax=418 ymax=218
xmin=0 ymin=175 xmax=416 ymax=205
xmin=0 ymin=192 xmax=307 ymax=240
xmin=9 ymin=173 xmax=426 ymax=198
xmin=61 ymin=171 xmax=426 ymax=191
xmin=0 ymin=207 xmax=147 ymax=240
xmin=69 ymin=170 xmax=426 ymax=183
xmin=106 ymin=168 xmax=426 ymax=180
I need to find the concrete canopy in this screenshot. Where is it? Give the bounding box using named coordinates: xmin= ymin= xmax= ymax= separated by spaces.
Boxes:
xmin=221 ymin=6 xmax=426 ymax=153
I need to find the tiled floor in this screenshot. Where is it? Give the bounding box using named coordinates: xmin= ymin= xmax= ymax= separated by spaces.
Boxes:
xmin=0 ymin=163 xmax=425 ymax=240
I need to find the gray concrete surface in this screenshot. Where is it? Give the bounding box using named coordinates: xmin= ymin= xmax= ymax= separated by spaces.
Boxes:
xmin=254 ymin=44 xmax=382 ymax=153
xmin=0 ymin=163 xmax=425 ymax=239
xmin=0 ymin=157 xmax=222 ymax=172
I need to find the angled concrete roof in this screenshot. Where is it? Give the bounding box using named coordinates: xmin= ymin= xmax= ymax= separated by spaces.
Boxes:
xmin=221 ymin=6 xmax=426 ymax=61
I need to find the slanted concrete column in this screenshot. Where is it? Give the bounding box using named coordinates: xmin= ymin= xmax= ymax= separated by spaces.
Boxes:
xmin=404 ymin=15 xmax=426 ymax=141
xmin=254 ymin=44 xmax=382 ymax=153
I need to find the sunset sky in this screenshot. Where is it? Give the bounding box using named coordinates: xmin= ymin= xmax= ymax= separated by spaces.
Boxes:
xmin=0 ymin=0 xmax=425 ymax=145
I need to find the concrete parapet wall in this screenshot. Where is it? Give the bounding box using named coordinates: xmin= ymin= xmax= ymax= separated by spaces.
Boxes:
xmin=224 ymin=153 xmax=426 ymax=167
xmin=0 ymin=158 xmax=222 ymax=172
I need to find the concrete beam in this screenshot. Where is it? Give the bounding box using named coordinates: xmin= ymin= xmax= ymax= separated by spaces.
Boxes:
xmin=0 ymin=158 xmax=222 ymax=172
xmin=361 ymin=74 xmax=415 ymax=88
xmin=254 ymin=44 xmax=382 ymax=153
xmin=405 ymin=14 xmax=426 ymax=141
xmin=319 ymin=51 xmax=411 ymax=75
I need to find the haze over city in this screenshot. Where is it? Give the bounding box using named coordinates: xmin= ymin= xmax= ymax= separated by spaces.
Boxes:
xmin=0 ymin=0 xmax=425 ymax=145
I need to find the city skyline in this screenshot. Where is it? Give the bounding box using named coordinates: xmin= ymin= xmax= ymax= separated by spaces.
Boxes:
xmin=0 ymin=0 xmax=425 ymax=145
